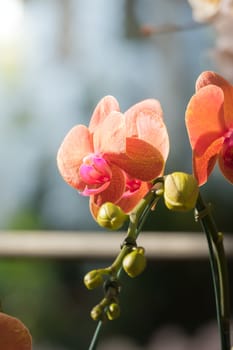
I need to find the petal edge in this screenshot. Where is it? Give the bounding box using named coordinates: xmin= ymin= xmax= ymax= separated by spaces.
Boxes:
xmin=89 ymin=96 xmax=120 ymax=133
xmin=193 ymin=137 xmax=224 ymax=186
xmin=185 ymin=84 xmax=225 ymax=156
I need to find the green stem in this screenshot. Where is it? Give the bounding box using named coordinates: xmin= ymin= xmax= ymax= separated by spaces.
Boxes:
xmin=195 ymin=193 xmax=231 ymax=350
xmin=126 ymin=183 xmax=162 ymax=243
xmin=110 ymin=186 xmax=162 ymax=275
xmin=109 ymin=244 xmax=133 ymax=276
xmin=108 ymin=187 xmax=162 ymax=276
xmin=88 ymin=181 xmax=163 ymax=350
xmin=88 ymin=321 xmax=103 ymax=350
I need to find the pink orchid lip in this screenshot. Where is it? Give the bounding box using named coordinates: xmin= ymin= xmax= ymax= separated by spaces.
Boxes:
xmin=81 ymin=181 xmax=110 ymax=196
xmin=79 ymin=154 xmax=112 ymax=195
xmin=222 ymin=130 xmax=233 ymax=169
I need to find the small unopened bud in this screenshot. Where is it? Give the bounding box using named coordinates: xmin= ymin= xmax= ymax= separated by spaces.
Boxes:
xmin=84 ymin=270 xmax=104 ymax=290
xmin=106 ymin=302 xmax=120 ymax=320
xmin=90 ymin=305 xmax=103 ymax=321
xmin=164 ymin=172 xmax=199 ymax=212
xmin=123 ymin=247 xmax=147 ymax=278
xmin=97 ymin=202 xmax=128 ymax=230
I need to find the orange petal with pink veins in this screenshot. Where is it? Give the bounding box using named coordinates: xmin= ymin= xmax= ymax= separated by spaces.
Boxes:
xmin=89 ymin=96 xmax=120 ymax=133
xmin=125 ymin=99 xmax=169 ymax=160
xmin=93 ymin=111 xmax=126 ymax=154
xmin=193 ymin=136 xmax=224 ymax=186
xmin=89 ymin=164 xmax=126 ymax=219
xmin=0 ymin=312 xmax=32 ymax=350
xmin=218 ymin=150 xmax=233 ymax=184
xmin=108 ymin=138 xmax=164 ymax=181
xmin=57 ymin=125 xmax=93 ymax=190
xmin=196 ymin=71 xmax=233 ymax=129
xmin=116 ymin=181 xmax=151 ymax=214
xmin=185 ymin=84 xmax=225 ymax=157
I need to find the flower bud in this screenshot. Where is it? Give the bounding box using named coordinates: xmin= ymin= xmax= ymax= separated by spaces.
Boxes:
xmin=97 ymin=202 xmax=128 ymax=230
xmin=164 ymin=172 xmax=199 ymax=212
xmin=106 ymin=302 xmax=120 ymax=320
xmin=122 ymin=247 xmax=147 ymax=278
xmin=90 ymin=305 xmax=103 ymax=321
xmin=83 ymin=270 xmax=104 ymax=290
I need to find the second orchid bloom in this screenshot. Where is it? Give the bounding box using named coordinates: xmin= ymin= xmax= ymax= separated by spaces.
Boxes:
xmin=185 ymin=71 xmax=233 ymax=186
xmin=57 ymin=96 xmax=169 ymax=218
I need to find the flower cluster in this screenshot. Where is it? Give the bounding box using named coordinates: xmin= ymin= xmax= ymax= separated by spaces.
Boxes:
xmin=57 ymin=72 xmax=232 ymax=350
xmin=57 ymin=71 xmax=233 ymax=220
xmin=57 ymin=96 xmax=169 ymax=219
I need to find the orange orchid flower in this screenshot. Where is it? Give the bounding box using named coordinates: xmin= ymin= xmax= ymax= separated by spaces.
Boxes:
xmin=0 ymin=312 xmax=32 ymax=350
xmin=57 ymin=96 xmax=169 ymax=217
xmin=185 ymin=71 xmax=233 ymax=186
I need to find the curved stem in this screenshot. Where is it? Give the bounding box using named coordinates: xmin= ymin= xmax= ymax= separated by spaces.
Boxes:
xmin=88 ymin=181 xmax=164 ymax=349
xmin=109 ymin=244 xmax=133 ymax=276
xmin=195 ymin=193 xmax=231 ymax=350
xmin=109 ymin=186 xmax=162 ymax=275
xmin=126 ymin=181 xmax=163 ymax=243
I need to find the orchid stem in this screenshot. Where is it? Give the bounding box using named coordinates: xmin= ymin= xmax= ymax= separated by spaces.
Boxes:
xmin=195 ymin=193 xmax=231 ymax=350
xmin=126 ymin=179 xmax=164 ymax=243
xmin=88 ymin=320 xmax=103 ymax=350
xmin=110 ymin=184 xmax=162 ymax=274
xmin=88 ymin=181 xmax=163 ymax=350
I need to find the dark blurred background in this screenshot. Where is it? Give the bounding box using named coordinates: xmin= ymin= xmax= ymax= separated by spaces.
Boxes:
xmin=0 ymin=0 xmax=232 ymax=349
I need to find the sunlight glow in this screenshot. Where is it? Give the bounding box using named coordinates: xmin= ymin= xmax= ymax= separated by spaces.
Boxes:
xmin=0 ymin=0 xmax=24 ymax=43
xmin=0 ymin=0 xmax=24 ymax=81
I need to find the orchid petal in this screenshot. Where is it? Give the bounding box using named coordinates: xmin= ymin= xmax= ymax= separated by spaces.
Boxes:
xmin=89 ymin=95 xmax=120 ymax=133
xmin=108 ymin=138 xmax=164 ymax=181
xmin=185 ymin=84 xmax=225 ymax=157
xmin=57 ymin=125 xmax=93 ymax=190
xmin=193 ymin=136 xmax=224 ymax=186
xmin=89 ymin=165 xmax=126 ymax=219
xmin=196 ymin=71 xmax=233 ymax=129
xmin=125 ymin=99 xmax=169 ymax=160
xmin=0 ymin=312 xmax=32 ymax=350
xmin=93 ymin=111 xmax=126 ymax=154
xmin=125 ymin=99 xmax=163 ymax=137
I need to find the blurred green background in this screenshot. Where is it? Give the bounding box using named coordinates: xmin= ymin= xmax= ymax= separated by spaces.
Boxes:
xmin=0 ymin=0 xmax=232 ymax=349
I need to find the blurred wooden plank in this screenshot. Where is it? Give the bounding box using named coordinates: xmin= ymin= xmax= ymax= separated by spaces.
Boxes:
xmin=0 ymin=231 xmax=232 ymax=259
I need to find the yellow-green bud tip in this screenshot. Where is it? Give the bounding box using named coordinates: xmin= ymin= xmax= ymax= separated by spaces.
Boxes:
xmin=122 ymin=247 xmax=147 ymax=278
xmin=83 ymin=270 xmax=104 ymax=290
xmin=164 ymin=172 xmax=199 ymax=212
xmin=90 ymin=305 xmax=103 ymax=321
xmin=106 ymin=302 xmax=120 ymax=320
xmin=97 ymin=202 xmax=128 ymax=230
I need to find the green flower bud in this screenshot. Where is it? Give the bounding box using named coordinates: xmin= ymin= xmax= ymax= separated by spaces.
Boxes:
xmin=97 ymin=202 xmax=128 ymax=230
xmin=83 ymin=270 xmax=104 ymax=290
xmin=106 ymin=302 xmax=120 ymax=320
xmin=164 ymin=172 xmax=199 ymax=212
xmin=122 ymin=247 xmax=147 ymax=278
xmin=90 ymin=305 xmax=103 ymax=321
